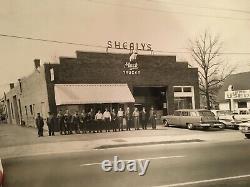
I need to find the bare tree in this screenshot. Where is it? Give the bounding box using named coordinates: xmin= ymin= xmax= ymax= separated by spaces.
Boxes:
xmin=189 ymin=31 xmax=236 ymax=110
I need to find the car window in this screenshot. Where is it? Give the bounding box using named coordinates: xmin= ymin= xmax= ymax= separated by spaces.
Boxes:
xmin=190 ymin=112 xmax=197 ymax=116
xmin=198 ymin=111 xmax=215 ymax=117
xmin=174 ymin=111 xmax=181 ymax=116
xmin=182 ymin=111 xmax=189 ymax=116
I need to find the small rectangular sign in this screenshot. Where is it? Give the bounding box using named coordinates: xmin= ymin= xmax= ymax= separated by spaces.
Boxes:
xmin=225 ymin=90 xmax=250 ymax=99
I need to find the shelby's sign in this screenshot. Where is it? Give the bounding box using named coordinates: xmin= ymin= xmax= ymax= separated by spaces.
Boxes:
xmin=107 ymin=41 xmax=152 ymax=51
xmin=225 ymin=90 xmax=250 ymax=99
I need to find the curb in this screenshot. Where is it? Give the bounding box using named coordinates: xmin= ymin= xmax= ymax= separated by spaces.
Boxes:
xmin=95 ymin=139 xmax=204 ymax=149
xmin=0 ymin=158 xmax=3 ymax=187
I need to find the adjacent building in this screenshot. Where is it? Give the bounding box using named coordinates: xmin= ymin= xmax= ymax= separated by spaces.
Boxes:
xmin=4 ymin=51 xmax=200 ymax=127
xmin=217 ymin=71 xmax=250 ymax=114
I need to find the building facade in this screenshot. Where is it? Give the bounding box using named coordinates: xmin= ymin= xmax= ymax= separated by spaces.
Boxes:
xmin=217 ymin=72 xmax=250 ymax=114
xmin=4 ymin=51 xmax=200 ymax=126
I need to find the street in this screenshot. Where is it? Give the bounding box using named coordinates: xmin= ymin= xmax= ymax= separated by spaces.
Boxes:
xmin=2 ymin=136 xmax=250 ymax=187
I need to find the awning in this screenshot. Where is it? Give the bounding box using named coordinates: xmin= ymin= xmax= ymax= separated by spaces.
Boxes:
xmin=54 ymin=84 xmax=135 ymax=105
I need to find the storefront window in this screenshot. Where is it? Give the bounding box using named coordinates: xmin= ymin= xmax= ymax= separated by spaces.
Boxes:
xmin=174 ymin=97 xmax=192 ymax=110
xmin=238 ymin=101 xmax=247 ymax=108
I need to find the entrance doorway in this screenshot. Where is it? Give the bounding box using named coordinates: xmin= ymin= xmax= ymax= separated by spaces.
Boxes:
xmin=133 ymin=86 xmax=167 ymax=115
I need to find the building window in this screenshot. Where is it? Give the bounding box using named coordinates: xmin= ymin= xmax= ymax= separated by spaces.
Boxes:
xmin=30 ymin=105 xmax=33 ymax=115
xmin=238 ymin=101 xmax=247 ymax=108
xmin=174 ymin=97 xmax=193 ymax=110
xmin=25 ymin=106 xmax=28 ymax=116
xmin=33 ymin=104 xmax=35 ymax=115
xmin=174 ymin=87 xmax=182 ymax=92
xmin=183 ymin=87 xmax=192 ymax=92
xmin=50 ymin=68 xmax=54 ymax=81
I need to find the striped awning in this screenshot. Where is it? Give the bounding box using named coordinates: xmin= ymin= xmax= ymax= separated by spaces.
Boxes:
xmin=54 ymin=84 xmax=135 ymax=105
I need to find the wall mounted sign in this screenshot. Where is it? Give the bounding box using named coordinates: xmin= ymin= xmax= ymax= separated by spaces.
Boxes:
xmin=123 ymin=52 xmax=140 ymax=75
xmin=107 ymin=41 xmax=152 ymax=51
xmin=225 ymin=90 xmax=250 ymax=99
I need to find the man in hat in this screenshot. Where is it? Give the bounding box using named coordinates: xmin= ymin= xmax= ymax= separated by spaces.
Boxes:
xmin=47 ymin=112 xmax=55 ymax=136
xmin=36 ymin=113 xmax=44 ymax=137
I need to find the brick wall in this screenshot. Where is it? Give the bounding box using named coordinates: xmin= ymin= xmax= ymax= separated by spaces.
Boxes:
xmin=45 ymin=51 xmax=200 ymax=114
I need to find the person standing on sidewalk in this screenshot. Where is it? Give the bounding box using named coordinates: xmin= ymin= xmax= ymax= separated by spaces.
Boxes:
xmin=133 ymin=107 xmax=140 ymax=130
xmin=36 ymin=113 xmax=44 ymax=137
xmin=149 ymin=107 xmax=157 ymax=129
xmin=87 ymin=108 xmax=96 ymax=133
xmin=117 ymin=107 xmax=124 ymax=131
xmin=57 ymin=110 xmax=66 ymax=135
xmin=111 ymin=108 xmax=118 ymax=132
xmin=72 ymin=111 xmax=80 ymax=134
xmin=80 ymin=109 xmax=87 ymax=134
xmin=103 ymin=108 xmax=111 ymax=132
xmin=95 ymin=110 xmax=103 ymax=133
xmin=140 ymin=107 xmax=148 ymax=130
xmin=64 ymin=110 xmax=72 ymax=134
xmin=47 ymin=112 xmax=55 ymax=136
xmin=125 ymin=107 xmax=132 ymax=131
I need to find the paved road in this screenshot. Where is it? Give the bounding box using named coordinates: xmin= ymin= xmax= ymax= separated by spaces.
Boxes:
xmin=2 ymin=140 xmax=250 ymax=187
xmin=0 ymin=123 xmax=239 ymax=148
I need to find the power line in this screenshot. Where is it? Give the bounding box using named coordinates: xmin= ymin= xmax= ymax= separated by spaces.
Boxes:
xmin=1 ymin=33 xmax=250 ymax=55
xmin=87 ymin=0 xmax=250 ymax=21
xmin=0 ymin=33 xmax=105 ymax=49
xmin=147 ymin=0 xmax=250 ymax=15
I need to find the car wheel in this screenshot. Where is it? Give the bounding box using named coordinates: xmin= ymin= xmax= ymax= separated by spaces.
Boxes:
xmin=203 ymin=126 xmax=210 ymax=130
xmin=219 ymin=124 xmax=226 ymax=129
xmin=163 ymin=120 xmax=169 ymax=127
xmin=245 ymin=134 xmax=250 ymax=139
xmin=187 ymin=123 xmax=194 ymax=130
xmin=233 ymin=125 xmax=239 ymax=130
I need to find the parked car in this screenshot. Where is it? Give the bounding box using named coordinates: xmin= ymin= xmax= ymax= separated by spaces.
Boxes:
xmin=162 ymin=109 xmax=223 ymax=130
xmin=211 ymin=110 xmax=242 ymax=129
xmin=238 ymin=121 xmax=250 ymax=139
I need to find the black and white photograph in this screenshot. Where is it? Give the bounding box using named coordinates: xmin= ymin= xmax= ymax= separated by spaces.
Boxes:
xmin=0 ymin=0 xmax=250 ymax=186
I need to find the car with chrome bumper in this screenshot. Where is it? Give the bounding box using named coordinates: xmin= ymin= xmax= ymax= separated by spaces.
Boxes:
xmin=163 ymin=109 xmax=224 ymax=130
xmin=238 ymin=121 xmax=250 ymax=139
xmin=211 ymin=110 xmax=242 ymax=129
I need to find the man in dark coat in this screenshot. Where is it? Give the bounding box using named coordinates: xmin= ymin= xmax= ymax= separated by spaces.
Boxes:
xmin=36 ymin=113 xmax=44 ymax=137
xmin=47 ymin=112 xmax=55 ymax=136
xmin=79 ymin=109 xmax=87 ymax=134
xmin=149 ymin=107 xmax=157 ymax=129
xmin=87 ymin=108 xmax=95 ymax=133
xmin=57 ymin=110 xmax=66 ymax=135
xmin=140 ymin=107 xmax=148 ymax=129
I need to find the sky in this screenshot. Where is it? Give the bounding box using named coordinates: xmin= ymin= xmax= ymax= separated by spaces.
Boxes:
xmin=0 ymin=0 xmax=250 ymax=96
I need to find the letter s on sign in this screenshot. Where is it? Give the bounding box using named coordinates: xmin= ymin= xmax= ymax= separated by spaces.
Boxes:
xmin=147 ymin=43 xmax=152 ymax=51
xmin=107 ymin=41 xmax=112 ymax=48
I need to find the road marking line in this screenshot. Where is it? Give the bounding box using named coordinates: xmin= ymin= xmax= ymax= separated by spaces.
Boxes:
xmin=80 ymin=155 xmax=185 ymax=167
xmin=153 ymin=174 xmax=250 ymax=187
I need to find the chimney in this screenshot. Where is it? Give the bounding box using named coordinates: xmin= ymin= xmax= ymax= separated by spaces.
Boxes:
xmin=18 ymin=78 xmax=22 ymax=93
xmin=34 ymin=59 xmax=40 ymax=69
xmin=10 ymin=83 xmax=14 ymax=89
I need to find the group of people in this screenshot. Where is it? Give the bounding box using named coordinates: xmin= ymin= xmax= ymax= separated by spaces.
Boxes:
xmin=35 ymin=106 xmax=157 ymax=137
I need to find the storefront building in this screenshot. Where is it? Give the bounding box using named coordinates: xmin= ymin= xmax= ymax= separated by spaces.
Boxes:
xmin=4 ymin=50 xmax=200 ymax=126
xmin=217 ymin=72 xmax=250 ymax=114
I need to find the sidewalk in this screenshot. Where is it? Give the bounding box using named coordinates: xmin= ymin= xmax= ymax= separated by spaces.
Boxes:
xmin=0 ymin=123 xmax=244 ymax=159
